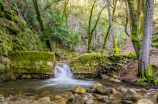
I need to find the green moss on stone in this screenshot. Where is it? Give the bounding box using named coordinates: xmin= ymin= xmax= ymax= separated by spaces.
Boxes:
xmin=8 ymin=51 xmax=55 ymax=73
xmin=123 ymin=52 xmax=136 ymax=57
xmin=70 ymin=53 xmax=108 ymax=72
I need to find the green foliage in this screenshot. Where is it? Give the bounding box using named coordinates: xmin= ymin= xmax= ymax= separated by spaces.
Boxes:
xmin=155 ymin=71 xmax=158 ymax=76
xmin=0 ymin=30 xmax=2 ymax=34
xmin=0 ymin=1 xmax=5 ymax=11
xmin=45 ymin=9 xmax=80 ymax=46
xmin=7 ymin=26 xmax=20 ymax=35
xmin=137 ymin=63 xmax=153 ymax=83
xmin=152 ymin=78 xmax=158 ymax=84
xmin=151 ymin=37 xmax=158 ymax=46
xmin=22 ymin=28 xmax=48 ymax=51
xmin=137 ymin=77 xmax=148 ymax=83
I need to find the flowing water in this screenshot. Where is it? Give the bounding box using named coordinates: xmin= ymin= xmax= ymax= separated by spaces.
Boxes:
xmin=0 ymin=63 xmax=158 ymax=103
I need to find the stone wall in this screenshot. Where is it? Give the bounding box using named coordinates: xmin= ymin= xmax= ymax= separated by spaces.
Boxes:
xmin=69 ymin=52 xmax=137 ymax=78
xmin=0 ymin=51 xmax=55 ymax=82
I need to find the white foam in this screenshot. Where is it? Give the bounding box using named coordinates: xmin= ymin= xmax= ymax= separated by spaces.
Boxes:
xmin=38 ymin=63 xmax=95 ymax=89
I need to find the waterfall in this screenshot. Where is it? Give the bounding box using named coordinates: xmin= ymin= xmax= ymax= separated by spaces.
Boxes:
xmin=54 ymin=63 xmax=73 ymax=78
xmin=38 ymin=63 xmax=95 ymax=89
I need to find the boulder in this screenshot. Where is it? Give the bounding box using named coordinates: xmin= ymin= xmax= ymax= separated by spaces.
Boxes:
xmin=58 ymin=98 xmax=67 ymax=104
xmin=108 ymin=77 xmax=115 ymax=81
xmin=123 ymin=89 xmax=139 ymax=102
xmin=115 ymin=86 xmax=123 ymax=91
xmin=72 ymin=94 xmax=85 ymax=104
xmin=83 ymin=93 xmax=93 ymax=104
xmin=88 ymin=84 xmax=109 ymax=95
xmin=38 ymin=97 xmax=51 ymax=102
xmin=73 ymin=86 xmax=86 ymax=94
xmin=113 ymin=75 xmax=119 ymax=79
xmin=122 ymin=100 xmax=133 ymax=104
xmin=92 ymin=83 xmax=102 ymax=88
xmin=114 ymin=79 xmax=121 ymax=83
xmin=95 ymin=95 xmax=108 ymax=100
xmin=137 ymin=99 xmax=153 ymax=104
xmin=96 ymin=86 xmax=109 ymax=95
xmin=64 ymin=92 xmax=74 ymax=102
xmin=111 ymin=88 xmax=117 ymax=95
xmin=55 ymin=95 xmax=61 ymax=99
xmin=101 ymin=74 xmax=109 ymax=79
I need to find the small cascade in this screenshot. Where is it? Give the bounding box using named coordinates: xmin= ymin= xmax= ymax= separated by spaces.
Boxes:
xmin=54 ymin=63 xmax=73 ymax=78
xmin=38 ymin=63 xmax=95 ymax=89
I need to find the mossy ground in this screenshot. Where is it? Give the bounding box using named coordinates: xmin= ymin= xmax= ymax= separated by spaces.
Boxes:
xmin=0 ymin=2 xmax=48 ymax=56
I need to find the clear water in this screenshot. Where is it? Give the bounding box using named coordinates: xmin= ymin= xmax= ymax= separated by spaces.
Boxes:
xmin=0 ymin=63 xmax=157 ymax=102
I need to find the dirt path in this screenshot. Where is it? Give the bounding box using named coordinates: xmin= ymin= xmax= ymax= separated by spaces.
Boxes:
xmin=119 ymin=39 xmax=158 ymax=65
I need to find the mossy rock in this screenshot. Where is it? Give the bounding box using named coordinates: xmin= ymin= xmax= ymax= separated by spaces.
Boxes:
xmin=108 ymin=52 xmax=136 ymax=61
xmin=70 ymin=53 xmax=109 ymax=72
xmin=8 ymin=51 xmax=55 ymax=74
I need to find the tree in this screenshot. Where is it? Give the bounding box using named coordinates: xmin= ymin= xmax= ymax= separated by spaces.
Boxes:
xmin=138 ymin=0 xmax=154 ymax=80
xmin=62 ymin=0 xmax=69 ymax=26
xmin=101 ymin=0 xmax=118 ymax=53
xmin=127 ymin=0 xmax=141 ymax=58
xmin=127 ymin=0 xmax=154 ymax=81
xmin=33 ymin=0 xmax=52 ymax=51
xmin=87 ymin=0 xmax=106 ymax=53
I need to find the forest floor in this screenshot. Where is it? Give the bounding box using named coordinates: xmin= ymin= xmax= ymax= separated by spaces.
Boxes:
xmin=119 ymin=38 xmax=158 ymax=65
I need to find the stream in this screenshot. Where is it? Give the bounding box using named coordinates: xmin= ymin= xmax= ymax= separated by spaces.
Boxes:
xmin=0 ymin=63 xmax=157 ymax=103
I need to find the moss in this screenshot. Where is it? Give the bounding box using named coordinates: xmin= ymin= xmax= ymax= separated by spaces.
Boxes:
xmin=11 ymin=6 xmax=17 ymax=11
xmin=0 ymin=2 xmax=5 ymax=12
xmin=0 ymin=30 xmax=2 ymax=35
xmin=4 ymin=13 xmax=13 ymax=21
xmin=70 ymin=53 xmax=108 ymax=72
xmin=7 ymin=26 xmax=20 ymax=35
xmin=0 ymin=36 xmax=13 ymax=51
xmin=108 ymin=52 xmax=136 ymax=61
xmin=113 ymin=35 xmax=121 ymax=54
xmin=137 ymin=63 xmax=153 ymax=83
xmin=13 ymin=15 xmax=20 ymax=23
xmin=123 ymin=52 xmax=136 ymax=57
xmin=8 ymin=51 xmax=55 ymax=73
xmin=131 ymin=35 xmax=141 ymax=57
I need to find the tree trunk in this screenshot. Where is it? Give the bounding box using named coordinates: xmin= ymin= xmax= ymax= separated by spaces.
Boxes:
xmin=33 ymin=0 xmax=45 ymax=32
xmin=33 ymin=0 xmax=52 ymax=51
xmin=107 ymin=0 xmax=119 ymax=54
xmin=87 ymin=0 xmax=97 ymax=53
xmin=101 ymin=0 xmax=117 ymax=53
xmin=138 ymin=0 xmax=153 ymax=79
xmin=87 ymin=0 xmax=106 ymax=53
xmin=127 ymin=0 xmax=141 ymax=58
